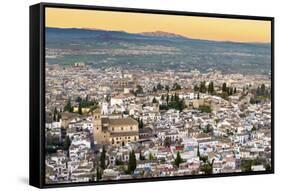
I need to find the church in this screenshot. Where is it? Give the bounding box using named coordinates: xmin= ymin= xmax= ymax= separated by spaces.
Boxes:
xmin=92 ymin=108 xmax=139 ymax=147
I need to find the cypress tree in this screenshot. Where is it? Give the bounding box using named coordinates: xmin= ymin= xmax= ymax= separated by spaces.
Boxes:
xmin=100 ymin=146 xmax=106 ymax=170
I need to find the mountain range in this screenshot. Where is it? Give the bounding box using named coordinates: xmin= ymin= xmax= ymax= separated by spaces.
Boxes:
xmin=45 ymin=27 xmax=271 ymax=74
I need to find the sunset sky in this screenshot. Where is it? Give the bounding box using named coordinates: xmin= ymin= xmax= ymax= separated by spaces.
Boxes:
xmin=45 ymin=7 xmax=271 ymax=43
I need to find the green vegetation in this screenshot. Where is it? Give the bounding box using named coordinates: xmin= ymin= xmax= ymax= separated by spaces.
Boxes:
xmin=200 ymin=156 xmax=208 ymax=163
xmin=241 ymin=157 xmax=267 ymax=172
xmin=78 ymin=98 xmax=98 ymax=109
xmin=199 ymin=105 xmax=212 ymax=113
xmin=63 ymin=136 xmax=71 ymax=151
xmin=174 ymin=151 xmax=183 ymax=168
xmin=64 ymin=97 xmax=98 ymax=114
xmin=53 ymin=107 xmax=62 ymax=122
xmin=250 ymin=84 xmax=271 ymax=104
xmin=220 ymin=82 xmax=235 ymax=99
xmin=134 ymin=85 xmax=144 ymax=95
xmin=160 ymin=93 xmax=185 ymax=111
xmin=164 ymin=137 xmax=172 ymax=147
xmin=96 ymin=166 xmax=102 ymax=181
xmin=157 ymin=83 xmax=164 ymax=91
xmin=203 ymin=124 xmax=213 ymax=134
xmin=115 ymin=159 xmax=124 ymax=166
xmin=100 ymin=146 xmax=106 ymax=170
xmin=148 ymin=152 xmax=155 ymax=161
xmin=194 ymin=81 xmax=215 ymax=95
xmin=199 ymin=81 xmax=207 ymax=93
xmin=172 ymin=82 xmax=181 ymax=91
xmin=45 ymin=135 xmax=63 ymax=154
xmin=137 ymin=118 xmax=144 ymax=129
xmin=208 ymin=81 xmax=214 ymax=94
xmin=152 ymin=97 xmax=158 ymax=103
xmin=200 ymin=163 xmax=212 ymax=174
xmin=64 ymin=98 xmax=72 ymax=112
xmin=127 ymin=150 xmax=137 ymax=174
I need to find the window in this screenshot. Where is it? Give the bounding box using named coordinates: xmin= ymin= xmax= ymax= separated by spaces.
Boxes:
xmin=130 ymin=126 xmax=133 ymax=130
xmin=121 ymin=127 xmax=124 ymax=131
xmin=112 ymin=127 xmax=114 ymax=131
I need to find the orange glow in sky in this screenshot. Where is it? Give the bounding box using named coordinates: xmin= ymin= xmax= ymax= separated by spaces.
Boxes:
xmin=46 ymin=7 xmax=271 ymax=43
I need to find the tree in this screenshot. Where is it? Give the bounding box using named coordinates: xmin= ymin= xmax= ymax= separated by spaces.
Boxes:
xmin=135 ymin=85 xmax=144 ymax=94
xmin=261 ymin=84 xmax=266 ymax=95
xmin=139 ymin=119 xmax=144 ymax=129
xmin=64 ymin=98 xmax=72 ymax=112
xmin=53 ymin=107 xmax=58 ymax=121
xmin=165 ymin=85 xmax=170 ymax=92
xmin=105 ymin=95 xmax=111 ymax=102
xmin=252 ymin=125 xmax=257 ymax=131
xmin=171 ymin=94 xmax=174 ymax=102
xmin=139 ymin=152 xmax=145 ymax=160
xmin=203 ymin=124 xmax=212 ymax=133
xmin=179 ymin=99 xmax=185 ymax=112
xmin=241 ymin=159 xmax=253 ymax=172
xmin=164 ymin=137 xmax=171 ymax=147
xmin=200 ymin=156 xmax=208 ymax=163
xmin=161 ymin=94 xmax=165 ymax=101
xmin=197 ymin=92 xmax=200 ymax=99
xmin=153 ymin=86 xmax=157 ymax=92
xmin=148 ymin=152 xmax=154 ymax=161
xmin=208 ymin=81 xmax=214 ymax=94
xmin=96 ymin=166 xmax=102 ymax=181
xmin=100 ymin=146 xmax=106 ymax=170
xmin=157 ymin=83 xmax=164 ymax=91
xmin=250 ymin=97 xmax=256 ymax=104
xmin=166 ymin=94 xmax=170 ymax=104
xmin=78 ymin=103 xmax=83 ymax=115
xmin=174 ymin=93 xmax=179 ymax=102
xmin=199 ymin=81 xmax=207 ymax=93
xmin=200 ymin=163 xmax=212 ymax=174
xmin=76 ymin=96 xmax=82 ymax=103
xmin=172 ymin=83 xmax=181 ymax=90
xmin=152 ymin=97 xmax=157 ymax=103
xmin=57 ymin=112 xmax=61 ymax=122
xmin=222 ymin=83 xmax=227 ymax=92
xmin=265 ymin=163 xmax=271 ymax=171
xmin=174 ymin=151 xmax=183 ymax=168
xmin=194 ymin=84 xmax=199 ymax=92
xmin=128 ymin=150 xmax=137 ymax=174
xmin=63 ymin=136 xmax=71 ymax=151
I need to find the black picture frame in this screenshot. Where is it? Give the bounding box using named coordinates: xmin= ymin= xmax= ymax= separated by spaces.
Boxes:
xmin=30 ymin=2 xmax=275 ymax=189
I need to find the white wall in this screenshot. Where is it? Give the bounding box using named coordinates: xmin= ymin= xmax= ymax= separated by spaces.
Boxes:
xmin=0 ymin=0 xmax=279 ymax=190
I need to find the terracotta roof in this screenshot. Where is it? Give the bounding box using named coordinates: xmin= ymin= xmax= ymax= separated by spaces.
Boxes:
xmin=108 ymin=117 xmax=138 ymax=126
xmin=110 ymin=131 xmax=139 ymax=137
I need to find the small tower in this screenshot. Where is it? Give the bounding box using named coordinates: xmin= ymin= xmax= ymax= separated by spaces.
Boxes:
xmin=92 ymin=108 xmax=102 ymax=144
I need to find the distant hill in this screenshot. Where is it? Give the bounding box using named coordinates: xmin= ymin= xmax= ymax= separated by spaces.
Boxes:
xmin=140 ymin=31 xmax=188 ymax=39
xmin=45 ymin=27 xmax=271 ymax=74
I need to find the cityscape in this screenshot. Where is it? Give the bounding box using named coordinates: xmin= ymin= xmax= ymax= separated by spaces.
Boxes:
xmin=45 ymin=9 xmax=272 ymax=184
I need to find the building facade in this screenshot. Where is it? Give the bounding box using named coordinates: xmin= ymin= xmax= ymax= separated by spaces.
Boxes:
xmin=93 ymin=109 xmax=139 ymax=146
